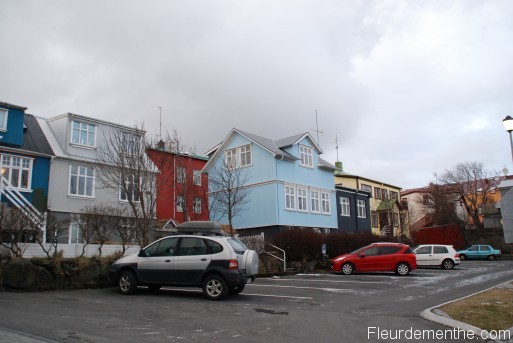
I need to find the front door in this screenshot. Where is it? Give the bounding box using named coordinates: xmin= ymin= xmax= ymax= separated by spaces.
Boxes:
xmin=173 ymin=237 xmax=212 ymax=284
xmin=138 ymin=237 xmax=179 ymax=283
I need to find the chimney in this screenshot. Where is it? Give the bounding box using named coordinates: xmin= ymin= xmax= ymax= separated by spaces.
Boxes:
xmin=335 ymin=161 xmax=343 ymax=172
xmin=156 ymin=140 xmax=165 ymax=151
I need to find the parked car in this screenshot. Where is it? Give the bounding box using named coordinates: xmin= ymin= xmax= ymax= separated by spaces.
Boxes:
xmin=109 ymin=221 xmax=259 ymax=300
xmin=331 ymin=242 xmax=417 ymax=276
xmin=457 ymin=245 xmax=501 ymax=261
xmin=413 ymin=244 xmax=460 ymax=269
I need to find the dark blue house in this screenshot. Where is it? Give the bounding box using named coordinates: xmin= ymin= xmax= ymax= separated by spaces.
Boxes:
xmin=335 ymin=184 xmax=371 ymax=233
xmin=0 ymin=101 xmax=54 ymax=239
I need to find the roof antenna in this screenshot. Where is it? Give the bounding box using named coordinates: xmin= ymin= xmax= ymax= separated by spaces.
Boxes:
xmin=310 ymin=109 xmax=324 ymax=148
xmin=333 ymin=135 xmax=339 ymax=162
xmin=158 ymin=106 xmax=162 ymax=141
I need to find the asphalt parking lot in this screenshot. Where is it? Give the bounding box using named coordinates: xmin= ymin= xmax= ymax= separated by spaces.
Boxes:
xmin=1 ymin=260 xmax=513 ymax=343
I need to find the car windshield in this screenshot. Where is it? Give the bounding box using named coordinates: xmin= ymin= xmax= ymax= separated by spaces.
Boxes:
xmin=227 ymin=238 xmax=247 ymax=254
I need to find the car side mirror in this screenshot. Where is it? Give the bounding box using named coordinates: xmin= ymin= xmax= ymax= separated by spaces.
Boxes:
xmin=358 ymin=252 xmax=366 ymax=258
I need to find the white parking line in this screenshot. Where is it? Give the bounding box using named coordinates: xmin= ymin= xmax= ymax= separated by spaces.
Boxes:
xmin=240 ymin=293 xmax=313 ymax=300
xmin=248 ymin=283 xmax=356 ymax=292
xmin=259 ymin=277 xmax=383 ymax=284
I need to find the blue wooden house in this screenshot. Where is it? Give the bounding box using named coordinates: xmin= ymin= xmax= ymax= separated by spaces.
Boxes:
xmin=335 ymin=185 xmax=372 ymax=233
xmin=0 ymin=101 xmax=53 ymax=240
xmin=203 ymin=129 xmax=338 ymax=237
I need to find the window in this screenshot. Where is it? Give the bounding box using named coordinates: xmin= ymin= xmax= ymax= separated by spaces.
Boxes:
xmin=69 ymin=164 xmax=94 ymax=197
xmin=340 ymin=197 xmax=350 ymax=216
xmin=71 ymin=121 xmax=96 ymax=147
xmin=193 ymin=170 xmax=201 ymax=186
xmin=239 ymin=144 xmax=252 ymax=167
xmin=205 ymin=239 xmax=223 ymax=254
xmin=371 ymin=211 xmax=378 ymax=228
xmin=0 ymin=108 xmax=8 ymax=131
xmin=415 ymin=246 xmax=432 ymax=254
xmin=299 ymin=145 xmax=313 ymax=167
xmin=1 ymin=154 xmax=33 ymax=190
xmin=156 ymin=237 xmax=179 ymax=256
xmin=177 ymin=237 xmax=208 ymax=256
xmin=433 ymin=246 xmax=449 ymax=254
xmin=297 ymin=187 xmax=308 ymax=212
xmin=176 ymin=195 xmax=184 ymax=212
xmin=225 ymin=148 xmax=236 ymax=169
xmin=285 ymin=186 xmax=296 ymax=210
xmin=177 ymin=167 xmax=186 ymax=183
xmin=357 ymin=199 xmax=366 ymax=218
xmin=379 ymin=246 xmax=402 ymax=255
xmin=120 ymin=174 xmax=140 ymax=202
xmin=381 ymin=189 xmax=389 ymax=200
xmin=363 ymin=247 xmax=379 ymax=256
xmin=360 ymin=184 xmax=372 ymax=192
xmin=321 ymin=192 xmax=330 ymax=214
xmin=310 ymin=190 xmax=320 ymax=213
xmin=374 ymin=187 xmax=382 ymax=199
xmin=121 ymin=132 xmax=140 ymax=155
xmin=390 ymin=191 xmax=398 ymax=200
xmin=193 ymin=198 xmax=202 ymax=214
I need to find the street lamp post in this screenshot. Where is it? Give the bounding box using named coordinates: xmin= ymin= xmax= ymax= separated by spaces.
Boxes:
xmin=502 ymin=116 xmax=513 ymax=165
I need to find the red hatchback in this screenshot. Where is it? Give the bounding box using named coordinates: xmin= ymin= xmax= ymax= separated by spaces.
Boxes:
xmin=331 ymin=242 xmax=417 ymax=276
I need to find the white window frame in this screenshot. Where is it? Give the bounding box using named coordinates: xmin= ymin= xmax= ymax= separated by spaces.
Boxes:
xmin=177 ymin=167 xmax=186 ymax=184
xmin=310 ymin=190 xmax=320 ymax=213
xmin=321 ymin=192 xmax=331 ymax=214
xmin=225 ymin=148 xmax=236 ymax=169
xmin=69 ymin=164 xmax=95 ymax=198
xmin=120 ymin=174 xmax=140 ymax=202
xmin=357 ymin=199 xmax=366 ymax=218
xmin=285 ymin=185 xmax=296 ymax=210
xmin=70 ymin=120 xmax=97 ymax=147
xmin=297 ymin=187 xmax=308 ymax=212
xmin=340 ymin=197 xmax=350 ymax=217
xmin=0 ymin=108 xmax=8 ymax=131
xmin=176 ymin=195 xmax=184 ymax=212
xmin=239 ymin=144 xmax=252 ymax=167
xmin=193 ymin=197 xmax=202 ymax=214
xmin=360 ymin=184 xmax=372 ymax=193
xmin=121 ymin=132 xmax=140 ymax=156
xmin=0 ymin=154 xmax=33 ymax=190
xmin=193 ymin=170 xmax=201 ymax=186
xmin=299 ymin=145 xmax=313 ymax=168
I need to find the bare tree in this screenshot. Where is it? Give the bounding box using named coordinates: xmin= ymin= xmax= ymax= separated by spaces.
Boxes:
xmin=107 ymin=207 xmax=136 ymax=255
xmin=95 ymin=124 xmax=157 ymax=246
xmin=207 ymin=160 xmax=250 ymax=231
xmin=36 ymin=212 xmax=69 ymax=258
xmin=438 ymin=161 xmax=500 ymax=229
xmin=0 ymin=204 xmax=35 ymax=258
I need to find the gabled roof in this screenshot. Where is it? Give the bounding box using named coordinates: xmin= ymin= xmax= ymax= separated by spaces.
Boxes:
xmin=23 ymin=114 xmax=54 ymax=155
xmin=203 ymin=128 xmax=333 ymax=172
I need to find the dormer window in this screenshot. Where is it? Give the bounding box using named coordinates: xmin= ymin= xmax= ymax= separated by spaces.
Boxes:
xmin=299 ymin=145 xmax=313 ymax=168
xmin=71 ymin=121 xmax=96 ymax=147
xmin=225 ymin=144 xmax=252 ymax=169
xmin=0 ymin=108 xmax=8 ymax=131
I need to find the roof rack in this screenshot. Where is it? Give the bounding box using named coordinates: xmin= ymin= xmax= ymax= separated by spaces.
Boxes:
xmin=167 ymin=221 xmax=227 ymax=236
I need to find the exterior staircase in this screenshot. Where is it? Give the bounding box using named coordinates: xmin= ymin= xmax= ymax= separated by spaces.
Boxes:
xmin=0 ymin=174 xmax=46 ymax=240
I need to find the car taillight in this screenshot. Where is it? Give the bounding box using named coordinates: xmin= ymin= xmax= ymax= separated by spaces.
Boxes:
xmin=229 ymin=259 xmax=239 ymax=270
xmin=455 ymin=253 xmax=460 ymax=258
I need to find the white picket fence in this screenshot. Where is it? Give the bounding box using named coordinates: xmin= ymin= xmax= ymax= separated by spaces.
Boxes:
xmin=6 ymin=243 xmax=141 ymax=258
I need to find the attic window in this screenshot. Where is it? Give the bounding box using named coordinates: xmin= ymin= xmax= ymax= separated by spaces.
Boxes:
xmin=299 ymin=145 xmax=313 ymax=167
xmin=0 ymin=108 xmax=8 ymax=131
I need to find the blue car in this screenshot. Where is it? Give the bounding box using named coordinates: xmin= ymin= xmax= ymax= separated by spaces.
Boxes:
xmin=457 ymin=245 xmax=501 ymax=261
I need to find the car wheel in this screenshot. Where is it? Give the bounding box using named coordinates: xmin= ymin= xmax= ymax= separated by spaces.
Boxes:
xmin=395 ymin=262 xmax=410 ymax=276
xmin=147 ymin=285 xmax=161 ymax=292
xmin=118 ymin=270 xmax=138 ymax=295
xmin=229 ymin=284 xmax=245 ymax=295
xmin=488 ymin=255 xmax=496 ymax=261
xmin=341 ymin=262 xmax=354 ymax=275
xmin=442 ymin=259 xmax=454 ymax=270
xmin=459 ymin=254 xmax=466 ymax=261
xmin=202 ymin=275 xmax=228 ymax=300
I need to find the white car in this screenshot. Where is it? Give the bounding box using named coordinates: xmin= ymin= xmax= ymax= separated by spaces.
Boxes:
xmin=413 ymin=244 xmax=460 ymax=269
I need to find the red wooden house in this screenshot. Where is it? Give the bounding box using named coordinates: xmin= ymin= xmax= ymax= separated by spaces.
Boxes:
xmin=147 ymin=146 xmax=209 ymax=223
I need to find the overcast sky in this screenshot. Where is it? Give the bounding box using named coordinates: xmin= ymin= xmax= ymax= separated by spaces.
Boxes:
xmin=1 ymin=0 xmax=512 ymax=189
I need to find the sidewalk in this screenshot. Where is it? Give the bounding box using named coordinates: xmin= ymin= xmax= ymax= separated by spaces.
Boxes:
xmin=421 ymin=280 xmax=513 ymax=342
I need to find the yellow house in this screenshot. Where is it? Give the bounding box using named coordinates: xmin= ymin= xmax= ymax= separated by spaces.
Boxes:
xmin=334 ymin=162 xmax=408 ymax=237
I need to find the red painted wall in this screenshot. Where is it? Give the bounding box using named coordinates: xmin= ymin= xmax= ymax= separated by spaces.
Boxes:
xmin=411 ymin=225 xmax=465 ymax=249
xmin=147 ymin=148 xmax=209 ymax=223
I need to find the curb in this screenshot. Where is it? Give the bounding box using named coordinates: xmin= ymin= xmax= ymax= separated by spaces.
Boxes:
xmin=420 ymin=279 xmax=513 ymax=340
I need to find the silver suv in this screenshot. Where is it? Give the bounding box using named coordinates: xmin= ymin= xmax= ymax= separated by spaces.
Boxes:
xmin=109 ymin=221 xmax=259 ymax=300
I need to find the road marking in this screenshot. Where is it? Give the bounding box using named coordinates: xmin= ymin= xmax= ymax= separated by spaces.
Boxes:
xmin=259 ymin=277 xmax=383 ymax=284
xmin=248 ymin=283 xmax=357 ymax=292
xmin=241 ymin=293 xmax=313 ymax=299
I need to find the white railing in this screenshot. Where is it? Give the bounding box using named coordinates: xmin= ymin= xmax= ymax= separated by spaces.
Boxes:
xmin=0 ymin=175 xmax=46 ymax=236
xmin=239 ymin=233 xmax=287 ymax=272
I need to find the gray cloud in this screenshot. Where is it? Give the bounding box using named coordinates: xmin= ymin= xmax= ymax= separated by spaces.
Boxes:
xmin=1 ymin=0 xmax=512 ymax=189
